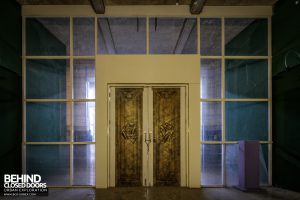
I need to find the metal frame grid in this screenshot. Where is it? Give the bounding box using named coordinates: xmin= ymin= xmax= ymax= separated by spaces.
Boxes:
xmin=22 ymin=16 xmax=97 ymax=187
xmin=22 ymin=9 xmax=272 ymax=188
xmin=199 ymin=17 xmax=272 ymax=187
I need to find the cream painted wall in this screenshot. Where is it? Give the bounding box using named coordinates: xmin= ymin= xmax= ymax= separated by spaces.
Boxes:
xmin=96 ymin=55 xmax=200 ymax=188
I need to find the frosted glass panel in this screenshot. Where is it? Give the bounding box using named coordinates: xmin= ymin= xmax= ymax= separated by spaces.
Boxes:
xmin=225 ymin=102 xmax=268 ymax=141
xmin=200 ymin=18 xmax=221 ymax=56
xmin=201 ymin=102 xmax=222 ymax=141
xmin=225 ymin=59 xmax=268 ymax=99
xmin=26 ymin=59 xmax=70 ymax=99
xmin=201 ymin=144 xmax=222 ymax=185
xmin=260 ymin=144 xmax=269 ymax=185
xmin=74 ymin=102 xmax=95 ymax=142
xmin=225 ymin=18 xmax=268 ymax=56
xmin=26 ymin=145 xmax=70 ymax=186
xmin=26 ymin=18 xmax=70 ymax=56
xmin=73 ymin=18 xmax=95 ymax=56
xmin=73 ymin=59 xmax=95 ymax=99
xmin=225 ymin=144 xmax=238 ymax=186
xmin=225 ymin=144 xmax=269 ymax=186
xmin=73 ymin=145 xmax=95 ymax=185
xmin=150 ymin=18 xmax=197 ymax=54
xmin=98 ymin=17 xmax=146 ymax=54
xmin=26 ymin=102 xmax=70 ymax=142
xmin=201 ymin=59 xmax=222 ymax=99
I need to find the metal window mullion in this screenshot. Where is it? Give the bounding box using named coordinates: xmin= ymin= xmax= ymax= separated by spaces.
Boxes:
xmin=94 ymin=15 xmax=98 ymax=187
xmin=70 ymin=16 xmax=74 ymax=187
xmin=25 ymin=56 xmax=70 ymax=59
xmin=267 ymin=16 xmax=272 ymax=186
xmin=24 ymin=142 xmax=96 ymax=145
xmin=199 ymin=56 xmax=268 ymax=59
xmin=221 ymin=17 xmax=226 ymax=186
xmin=24 ymin=56 xmax=96 ymax=59
xmin=198 ymin=15 xmax=202 ymax=187
xmin=200 ymin=98 xmax=270 ymax=102
xmin=25 ymin=99 xmax=96 ymax=102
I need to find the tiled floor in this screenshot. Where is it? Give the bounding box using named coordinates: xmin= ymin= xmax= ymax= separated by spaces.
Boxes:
xmin=1 ymin=187 xmax=300 ymax=200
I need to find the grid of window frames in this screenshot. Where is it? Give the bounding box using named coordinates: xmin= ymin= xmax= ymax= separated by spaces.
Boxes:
xmin=23 ymin=15 xmax=271 ymax=187
xmin=200 ymin=17 xmax=271 ymax=186
xmin=24 ymin=17 xmax=96 ymax=186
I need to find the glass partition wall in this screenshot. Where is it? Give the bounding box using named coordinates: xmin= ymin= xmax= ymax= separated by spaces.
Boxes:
xmin=24 ymin=17 xmax=96 ymax=186
xmin=23 ymin=15 xmax=271 ymax=187
xmin=200 ymin=18 xmax=271 ymax=186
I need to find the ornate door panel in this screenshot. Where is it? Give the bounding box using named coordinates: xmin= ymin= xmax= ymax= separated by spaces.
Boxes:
xmin=153 ymin=88 xmax=181 ymax=186
xmin=115 ymin=88 xmax=143 ymax=186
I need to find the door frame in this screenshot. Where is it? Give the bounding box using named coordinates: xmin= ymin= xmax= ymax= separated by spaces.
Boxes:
xmin=108 ymin=83 xmax=188 ymax=187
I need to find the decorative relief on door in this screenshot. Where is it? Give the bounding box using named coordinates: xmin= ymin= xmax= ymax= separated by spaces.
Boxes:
xmin=159 ymin=121 xmax=175 ymax=144
xmin=153 ymin=88 xmax=180 ymax=186
xmin=121 ymin=122 xmax=137 ymax=144
xmin=115 ymin=88 xmax=143 ymax=186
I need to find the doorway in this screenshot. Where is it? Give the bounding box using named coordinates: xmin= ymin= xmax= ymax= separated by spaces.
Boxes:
xmin=109 ymin=85 xmax=187 ymax=187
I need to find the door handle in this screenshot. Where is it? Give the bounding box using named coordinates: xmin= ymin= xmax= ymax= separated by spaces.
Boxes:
xmin=144 ymin=131 xmax=151 ymax=145
xmin=144 ymin=131 xmax=151 ymax=153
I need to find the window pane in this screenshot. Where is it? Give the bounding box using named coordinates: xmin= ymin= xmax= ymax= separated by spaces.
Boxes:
xmin=26 ymin=145 xmax=70 ymax=186
xmin=201 ymin=144 xmax=222 ymax=185
xmin=73 ymin=145 xmax=95 ymax=185
xmin=225 ymin=59 xmax=268 ymax=98
xmin=98 ymin=17 xmax=146 ymax=54
xmin=225 ymin=144 xmax=238 ymax=186
xmin=201 ymin=59 xmax=222 ymax=98
xmin=150 ymin=18 xmax=197 ymax=54
xmin=200 ymin=18 xmax=221 ymax=56
xmin=201 ymin=102 xmax=222 ymax=141
xmin=26 ymin=102 xmax=70 ymax=142
xmin=225 ymin=144 xmax=269 ymax=186
xmin=225 ymin=18 xmax=268 ymax=56
xmin=73 ymin=59 xmax=95 ymax=99
xmin=260 ymin=144 xmax=269 ymax=185
xmin=26 ymin=59 xmax=70 ymax=99
xmin=225 ymin=102 xmax=268 ymax=141
xmin=74 ymin=102 xmax=95 ymax=142
xmin=73 ymin=18 xmax=95 ymax=56
xmin=26 ymin=18 xmax=70 ymax=56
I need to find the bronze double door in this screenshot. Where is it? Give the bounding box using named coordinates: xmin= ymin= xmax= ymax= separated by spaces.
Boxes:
xmin=110 ymin=86 xmax=185 ymax=187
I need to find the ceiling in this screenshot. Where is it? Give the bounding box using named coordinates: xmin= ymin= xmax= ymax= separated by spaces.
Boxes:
xmin=17 ymin=0 xmax=277 ymax=6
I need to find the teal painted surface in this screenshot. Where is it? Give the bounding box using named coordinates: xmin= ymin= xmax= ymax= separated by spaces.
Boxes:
xmin=272 ymin=0 xmax=300 ymax=192
xmin=0 ymin=0 xmax=22 ymax=184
